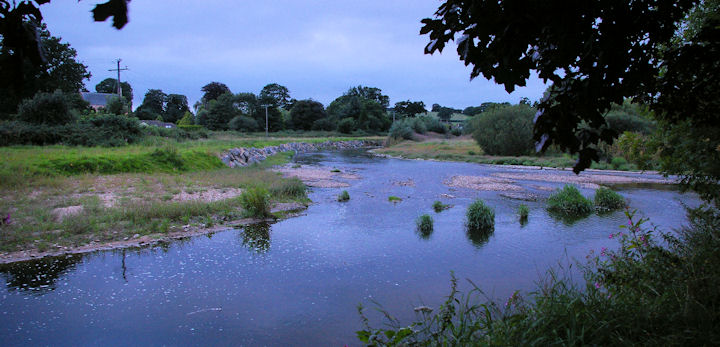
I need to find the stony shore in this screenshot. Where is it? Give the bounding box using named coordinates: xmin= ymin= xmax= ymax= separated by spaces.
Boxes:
xmin=220 ymin=140 xmax=382 ymax=167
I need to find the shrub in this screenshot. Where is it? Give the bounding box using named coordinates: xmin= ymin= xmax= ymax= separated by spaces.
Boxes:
xmin=450 ymin=127 xmax=462 ymax=136
xmin=337 ymin=190 xmax=350 ymax=202
xmin=605 ymin=109 xmax=654 ymax=135
xmin=338 ymin=118 xmax=356 ymax=134
xmin=594 ymin=187 xmax=625 ymax=212
xmin=411 ymin=118 xmax=427 ymax=134
xmin=389 ymin=120 xmax=413 ymax=140
xmin=432 ymin=200 xmax=450 ymax=212
xmin=104 ymin=95 xmax=128 ymax=115
xmin=518 ymin=204 xmax=529 ymax=222
xmin=177 ymin=111 xmax=195 ymax=126
xmin=239 ymin=187 xmax=271 ymax=218
xmin=311 ymin=117 xmax=336 ymax=131
xmin=18 ymin=90 xmax=74 ymax=125
xmin=228 ymin=115 xmax=259 ymax=132
xmin=471 ymin=104 xmax=535 ymax=156
xmin=416 ymin=214 xmax=434 ymax=237
xmin=420 ymin=116 xmax=447 ymax=134
xmin=466 ymin=199 xmax=495 ymax=233
xmin=547 ymin=185 xmax=593 ymax=217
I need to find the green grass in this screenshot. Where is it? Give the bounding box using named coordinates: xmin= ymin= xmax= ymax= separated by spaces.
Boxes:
xmin=594 ymin=187 xmax=626 ymax=212
xmin=337 ymin=190 xmax=350 ymax=202
xmin=239 ymin=187 xmax=271 ymax=218
xmin=0 ymin=134 xmax=381 ymax=189
xmin=547 ymin=184 xmax=593 ymax=218
xmin=388 ymin=196 xmax=403 ymax=203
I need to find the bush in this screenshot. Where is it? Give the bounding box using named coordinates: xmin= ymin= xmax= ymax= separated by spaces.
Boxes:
xmin=18 ymin=90 xmax=74 ymax=125
xmin=338 ymin=118 xmax=356 ymax=134
xmin=450 ymin=127 xmax=462 ymax=136
xmin=547 ymin=184 xmax=593 ymax=217
xmin=466 ymin=199 xmax=495 ymax=233
xmin=421 ymin=116 xmax=447 ymax=133
xmin=337 ymin=190 xmax=350 ymax=202
xmin=177 ymin=111 xmax=194 ymax=126
xmin=416 ymin=214 xmax=434 ymax=238
xmin=594 ymin=187 xmax=625 ymax=212
xmin=471 ymin=104 xmax=535 ymax=156
xmin=104 ymin=95 xmax=128 ymax=115
xmin=239 ymin=187 xmax=271 ymax=218
xmin=411 ymin=118 xmax=427 ymax=134
xmin=605 ymin=109 xmax=654 ymax=135
xmin=388 ymin=120 xmax=413 ymax=140
xmin=229 ymin=115 xmax=259 ymax=132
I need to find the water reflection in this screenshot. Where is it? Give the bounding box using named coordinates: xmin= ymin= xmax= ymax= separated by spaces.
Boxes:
xmin=0 ymin=254 xmax=83 ymax=294
xmin=548 ymin=210 xmax=593 ymax=226
xmin=466 ymin=227 xmax=493 ymax=248
xmin=239 ymin=222 xmax=271 ymax=253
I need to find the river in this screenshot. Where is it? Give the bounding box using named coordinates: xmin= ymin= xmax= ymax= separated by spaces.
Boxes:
xmin=0 ymin=149 xmax=699 ymax=346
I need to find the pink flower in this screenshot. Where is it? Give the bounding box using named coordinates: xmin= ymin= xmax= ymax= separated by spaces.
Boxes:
xmin=600 ymin=247 xmax=607 ymax=256
xmin=609 ymin=233 xmax=614 ymax=239
xmin=594 ymin=282 xmax=601 ymax=289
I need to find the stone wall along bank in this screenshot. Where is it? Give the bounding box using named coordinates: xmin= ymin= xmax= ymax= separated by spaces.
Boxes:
xmin=220 ymin=140 xmax=381 ymax=168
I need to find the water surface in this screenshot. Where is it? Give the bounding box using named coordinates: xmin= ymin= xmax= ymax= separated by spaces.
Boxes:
xmin=0 ymin=150 xmax=698 ymax=346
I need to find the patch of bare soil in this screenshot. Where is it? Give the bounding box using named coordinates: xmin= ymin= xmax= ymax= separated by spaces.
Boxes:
xmin=443 ymin=175 xmax=525 ymax=192
xmin=172 ymin=188 xmax=244 ymax=203
xmin=491 ymin=171 xmax=673 ymax=188
xmin=273 ymin=165 xmax=360 ymax=188
xmin=51 ymin=205 xmax=83 ymax=222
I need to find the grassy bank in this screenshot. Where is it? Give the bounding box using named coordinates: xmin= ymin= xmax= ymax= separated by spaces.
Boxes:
xmin=376 ymin=137 xmax=639 ymax=171
xmin=0 ymin=133 xmax=383 ymax=255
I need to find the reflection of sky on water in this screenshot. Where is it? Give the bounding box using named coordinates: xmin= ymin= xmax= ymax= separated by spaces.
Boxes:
xmin=0 ymin=150 xmax=699 ymax=346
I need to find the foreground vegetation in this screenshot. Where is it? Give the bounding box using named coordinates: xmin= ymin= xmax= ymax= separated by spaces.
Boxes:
xmin=359 ymin=207 xmax=720 ymax=345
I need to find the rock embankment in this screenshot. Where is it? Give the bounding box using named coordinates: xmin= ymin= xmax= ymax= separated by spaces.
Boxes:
xmin=220 ymin=140 xmax=380 ymax=167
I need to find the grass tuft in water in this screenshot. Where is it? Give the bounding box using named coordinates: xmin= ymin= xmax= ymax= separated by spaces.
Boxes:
xmin=416 ymin=214 xmax=434 ymax=238
xmin=432 ymin=200 xmax=451 ymax=212
xmin=388 ymin=196 xmax=403 ymax=203
xmin=594 ymin=187 xmax=626 ymax=212
xmin=338 ymin=190 xmax=350 ymax=202
xmin=547 ymin=184 xmax=593 ymax=217
xmin=466 ymin=199 xmax=495 ymax=233
xmin=518 ymin=204 xmax=529 ymax=223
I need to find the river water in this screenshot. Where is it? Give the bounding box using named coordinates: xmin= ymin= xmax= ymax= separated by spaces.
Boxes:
xmin=0 ymin=150 xmax=699 ymax=346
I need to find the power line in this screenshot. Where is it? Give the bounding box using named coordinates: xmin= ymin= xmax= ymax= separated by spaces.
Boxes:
xmin=108 ymin=58 xmax=129 ymax=97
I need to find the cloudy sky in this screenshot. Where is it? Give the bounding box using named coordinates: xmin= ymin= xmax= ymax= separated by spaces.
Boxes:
xmin=41 ymin=1 xmax=547 ymax=110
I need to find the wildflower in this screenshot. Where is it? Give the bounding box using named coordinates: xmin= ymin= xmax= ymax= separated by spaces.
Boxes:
xmin=609 ymin=233 xmax=614 ymax=239
xmin=600 ymin=247 xmax=607 ymax=256
xmin=595 ymin=282 xmax=601 ymax=289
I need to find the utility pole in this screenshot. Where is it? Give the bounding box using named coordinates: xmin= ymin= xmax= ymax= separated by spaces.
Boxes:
xmin=261 ymin=104 xmax=271 ymax=137
xmin=108 ymin=58 xmax=129 ymax=97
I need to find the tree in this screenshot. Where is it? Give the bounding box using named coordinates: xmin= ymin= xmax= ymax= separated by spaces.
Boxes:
xmin=0 ymin=22 xmax=91 ymax=115
xmin=0 ymin=0 xmax=128 ymax=114
xmin=164 ymin=93 xmax=189 ymax=124
xmin=420 ymin=0 xmax=696 ymax=173
xmin=289 ymin=100 xmax=327 ymax=131
xmin=394 ymin=100 xmax=427 ymax=118
xmin=104 ymin=95 xmax=128 ymax=115
xmin=345 ymin=85 xmax=390 ymax=108
xmin=201 ymin=82 xmax=231 ymax=104
xmin=259 ymin=83 xmax=291 ymax=110
xmin=135 ymin=89 xmax=166 ymax=119
xmin=421 ymin=0 xmax=719 ymax=205
xmin=436 ymin=107 xmax=454 ymax=121
xmin=198 ymin=92 xmax=237 ymax=130
xmin=95 ymin=78 xmax=133 ymax=106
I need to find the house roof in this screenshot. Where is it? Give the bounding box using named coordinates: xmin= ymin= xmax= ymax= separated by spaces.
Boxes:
xmin=80 ymin=92 xmax=115 ymax=107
